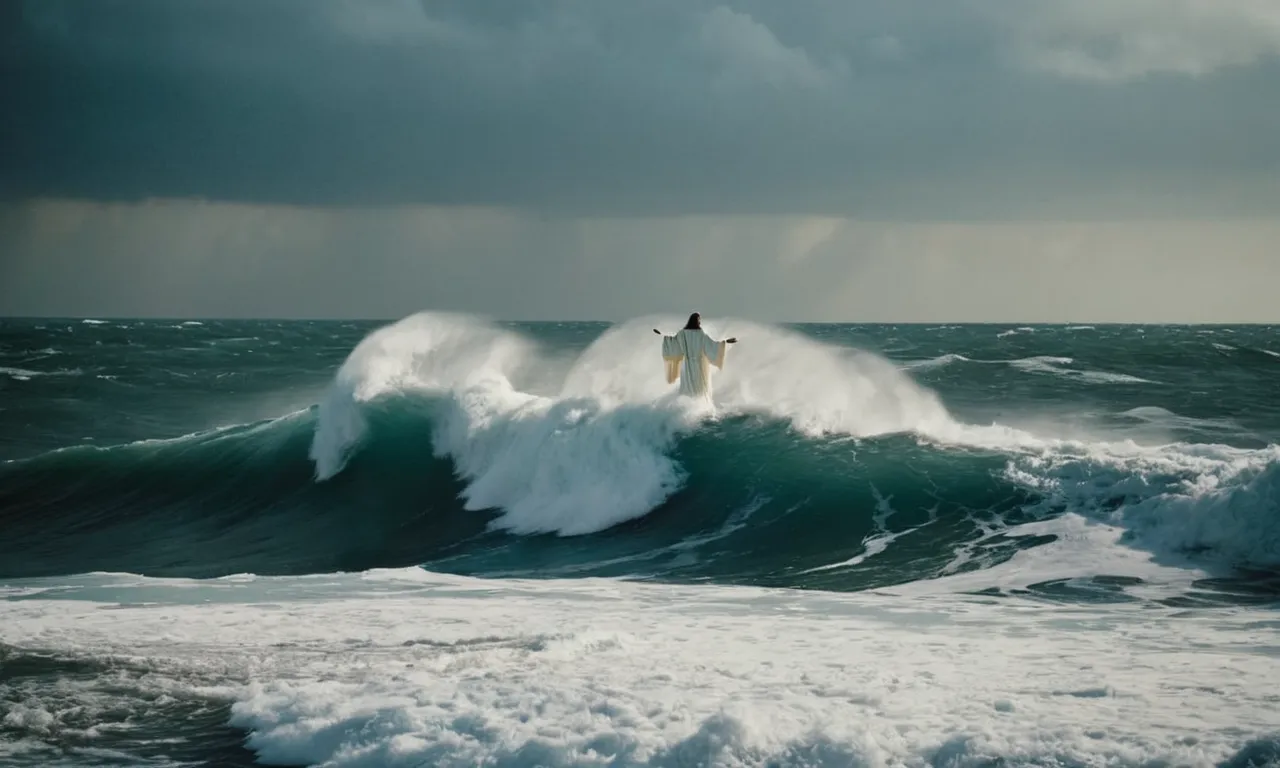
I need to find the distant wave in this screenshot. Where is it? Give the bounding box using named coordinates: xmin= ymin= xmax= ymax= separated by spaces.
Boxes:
xmin=997 ymin=327 xmax=1037 ymax=338
xmin=902 ymin=353 xmax=971 ymax=371
xmin=1009 ymin=355 xmax=1155 ymax=384
xmin=903 ymin=352 xmax=1154 ymax=384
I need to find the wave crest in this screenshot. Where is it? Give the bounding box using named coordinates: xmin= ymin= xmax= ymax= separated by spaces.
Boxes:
xmin=308 ymin=312 xmax=955 ymax=535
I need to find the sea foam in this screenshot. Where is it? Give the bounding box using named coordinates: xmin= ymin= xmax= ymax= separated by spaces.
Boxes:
xmin=1 ymin=569 xmax=1275 ymax=768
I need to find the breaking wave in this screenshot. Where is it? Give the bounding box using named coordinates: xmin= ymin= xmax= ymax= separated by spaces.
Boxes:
xmin=0 ymin=312 xmax=1276 ymax=596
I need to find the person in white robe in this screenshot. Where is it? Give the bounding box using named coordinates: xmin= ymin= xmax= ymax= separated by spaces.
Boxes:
xmin=653 ymin=312 xmax=737 ymax=399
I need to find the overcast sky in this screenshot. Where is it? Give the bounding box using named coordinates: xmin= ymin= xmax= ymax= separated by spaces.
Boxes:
xmin=3 ymin=0 xmax=1279 ymax=321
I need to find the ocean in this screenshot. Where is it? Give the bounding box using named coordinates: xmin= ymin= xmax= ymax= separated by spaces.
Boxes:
xmin=1 ymin=313 xmax=1278 ymax=767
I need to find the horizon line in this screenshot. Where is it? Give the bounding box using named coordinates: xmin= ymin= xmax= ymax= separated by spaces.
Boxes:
xmin=2 ymin=315 xmax=1278 ymax=327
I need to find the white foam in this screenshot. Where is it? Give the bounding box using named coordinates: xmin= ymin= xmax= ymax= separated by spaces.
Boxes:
xmin=1 ymin=570 xmax=1275 ymax=768
xmin=905 ymin=513 xmax=1206 ymax=599
xmin=1003 ymin=441 xmax=1280 ymax=570
xmin=434 ymin=382 xmax=700 ymax=535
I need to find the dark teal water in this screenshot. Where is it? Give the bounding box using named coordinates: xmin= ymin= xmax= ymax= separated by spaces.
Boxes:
xmin=2 ymin=317 xmax=1278 ymax=603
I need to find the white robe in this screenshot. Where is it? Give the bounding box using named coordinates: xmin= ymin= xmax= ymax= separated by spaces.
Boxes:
xmin=661 ymin=328 xmax=728 ymax=399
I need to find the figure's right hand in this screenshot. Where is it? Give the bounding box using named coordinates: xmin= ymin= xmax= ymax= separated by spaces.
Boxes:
xmin=653 ymin=329 xmax=662 ymax=335
xmin=726 ymin=337 xmax=738 ymax=344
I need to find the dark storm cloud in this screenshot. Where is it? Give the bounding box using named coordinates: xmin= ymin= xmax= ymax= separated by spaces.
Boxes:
xmin=5 ymin=0 xmax=1279 ymax=215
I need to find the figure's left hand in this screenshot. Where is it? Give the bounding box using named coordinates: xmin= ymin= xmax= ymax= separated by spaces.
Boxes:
xmin=726 ymin=337 xmax=738 ymax=344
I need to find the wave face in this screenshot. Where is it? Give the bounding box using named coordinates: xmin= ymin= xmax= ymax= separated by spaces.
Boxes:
xmin=1 ymin=315 xmax=1279 ymax=600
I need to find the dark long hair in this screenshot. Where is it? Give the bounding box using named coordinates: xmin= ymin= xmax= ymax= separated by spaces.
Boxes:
xmin=683 ymin=312 xmax=701 ymax=330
